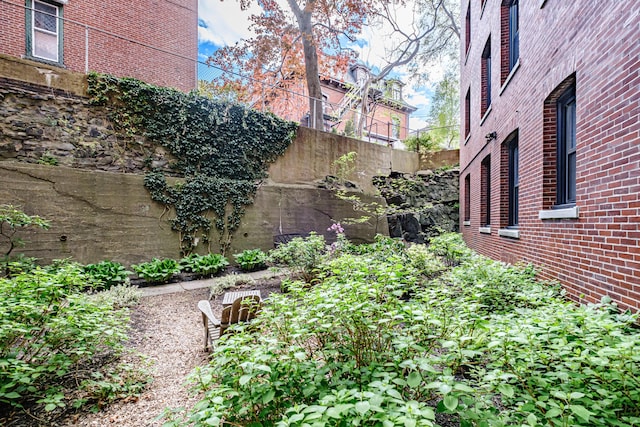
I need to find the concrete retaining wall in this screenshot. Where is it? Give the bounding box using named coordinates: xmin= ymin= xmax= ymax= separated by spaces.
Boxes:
xmin=0 ymin=162 xmax=385 ymax=265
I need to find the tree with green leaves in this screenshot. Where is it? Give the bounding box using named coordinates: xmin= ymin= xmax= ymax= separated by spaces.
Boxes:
xmin=425 ymin=67 xmax=460 ymax=149
xmin=0 ymin=205 xmax=50 ymax=259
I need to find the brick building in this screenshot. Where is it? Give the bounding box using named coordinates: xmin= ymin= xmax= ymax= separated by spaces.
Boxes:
xmin=321 ymin=64 xmax=416 ymax=146
xmin=265 ymin=63 xmax=416 ymax=146
xmin=460 ymin=1 xmax=640 ymax=311
xmin=0 ymin=0 xmax=197 ymax=91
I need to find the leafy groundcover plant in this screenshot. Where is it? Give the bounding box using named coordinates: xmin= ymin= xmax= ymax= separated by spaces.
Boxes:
xmin=166 ymin=232 xmax=640 ymax=427
xmin=233 ymin=248 xmax=268 ymax=272
xmin=268 ymin=232 xmax=327 ymax=282
xmin=180 ymin=253 xmax=229 ymax=277
xmin=132 ymin=258 xmax=181 ymax=285
xmin=0 ymin=264 xmax=149 ymax=421
xmin=83 ymin=260 xmax=132 ymax=290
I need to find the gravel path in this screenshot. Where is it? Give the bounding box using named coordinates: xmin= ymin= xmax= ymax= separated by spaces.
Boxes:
xmin=68 ymin=287 xmax=211 ymax=427
xmin=67 ymin=276 xmax=282 ymax=427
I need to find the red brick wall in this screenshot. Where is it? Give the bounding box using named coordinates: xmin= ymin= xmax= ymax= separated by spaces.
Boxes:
xmin=460 ymin=1 xmax=640 ymax=311
xmin=0 ymin=0 xmax=197 ymax=92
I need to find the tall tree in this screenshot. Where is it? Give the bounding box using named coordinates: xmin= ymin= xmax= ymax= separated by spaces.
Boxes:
xmin=353 ymin=0 xmax=460 ymax=136
xmin=425 ymin=67 xmax=460 ymax=149
xmin=208 ymin=0 xmax=378 ymax=130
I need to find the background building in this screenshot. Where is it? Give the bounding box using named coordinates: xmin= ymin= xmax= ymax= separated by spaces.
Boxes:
xmin=460 ymin=1 xmax=640 ymax=311
xmin=0 ymin=0 xmax=197 ymax=91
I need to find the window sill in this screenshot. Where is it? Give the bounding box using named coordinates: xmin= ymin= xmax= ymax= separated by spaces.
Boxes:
xmin=499 ymin=59 xmax=520 ymax=95
xmin=464 ymin=133 xmax=471 ymax=145
xmin=463 ymin=220 xmax=471 ymax=226
xmin=464 ymin=44 xmax=472 ymax=66
xmin=498 ymin=228 xmax=520 ymax=239
xmin=23 ymin=55 xmax=65 ymax=68
xmin=479 ymin=226 xmax=491 ymax=234
xmin=539 ymin=206 xmax=580 ymax=220
xmin=480 ymin=104 xmax=492 ymax=126
xmin=540 ymin=0 xmax=547 ymax=8
xmin=480 ymin=0 xmax=487 ymax=18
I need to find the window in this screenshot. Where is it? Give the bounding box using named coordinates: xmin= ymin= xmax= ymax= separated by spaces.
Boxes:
xmin=481 ymin=156 xmax=491 ymax=226
xmin=26 ymin=0 xmax=63 ymax=64
xmin=464 ymin=88 xmax=471 ymax=139
xmin=508 ymin=136 xmax=519 ymax=226
xmin=464 ymin=174 xmax=471 ymax=223
xmin=508 ymin=0 xmax=519 ymax=70
xmin=500 ymin=0 xmax=519 ymax=84
xmin=391 ymin=116 xmax=401 ymax=139
xmin=465 ymin=1 xmax=471 ymax=54
xmin=557 ymin=85 xmax=576 ymax=205
xmin=481 ymin=37 xmax=492 ymax=117
xmin=540 ymin=74 xmax=578 ymax=218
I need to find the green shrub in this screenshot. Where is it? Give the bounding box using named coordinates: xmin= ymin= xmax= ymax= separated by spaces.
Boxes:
xmin=406 ymin=244 xmax=446 ymax=277
xmin=89 ymin=284 xmax=142 ymax=308
xmin=268 ymin=232 xmax=327 ymax=282
xmin=170 ymin=232 xmax=640 ymax=427
xmin=0 ymin=205 xmax=50 ymax=264
xmin=131 ymin=258 xmax=181 ymax=284
xmin=427 ymin=232 xmax=474 ymax=266
xmin=83 ymin=260 xmax=132 ymax=290
xmin=180 ymin=253 xmax=229 ymax=277
xmin=0 ymin=268 xmax=130 ymax=412
xmin=233 ymin=248 xmax=267 ymax=272
xmin=0 ymin=254 xmax=37 ymax=277
xmin=209 ymin=273 xmax=256 ymax=298
xmin=77 ymin=358 xmax=151 ymax=412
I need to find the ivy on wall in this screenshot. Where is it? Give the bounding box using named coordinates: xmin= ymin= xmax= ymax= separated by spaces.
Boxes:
xmin=87 ymin=73 xmax=298 ymax=255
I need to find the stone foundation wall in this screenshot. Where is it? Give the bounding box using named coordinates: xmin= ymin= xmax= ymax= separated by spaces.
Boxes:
xmin=377 ymin=168 xmax=460 ymax=243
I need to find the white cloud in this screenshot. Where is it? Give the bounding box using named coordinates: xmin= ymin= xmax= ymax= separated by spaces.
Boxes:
xmin=198 ymin=0 xmax=261 ymax=46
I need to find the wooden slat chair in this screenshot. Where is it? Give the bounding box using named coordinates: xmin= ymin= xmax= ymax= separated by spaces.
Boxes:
xmin=198 ymin=295 xmax=262 ymax=351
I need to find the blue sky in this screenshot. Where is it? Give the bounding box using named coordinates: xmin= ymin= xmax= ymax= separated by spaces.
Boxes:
xmin=196 ymin=0 xmax=445 ymax=131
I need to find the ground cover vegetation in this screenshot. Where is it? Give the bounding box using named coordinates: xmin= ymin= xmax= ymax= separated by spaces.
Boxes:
xmin=167 ymin=232 xmax=640 ymax=427
xmin=87 ymin=73 xmax=298 ymax=256
xmin=0 ymin=259 xmax=147 ymax=422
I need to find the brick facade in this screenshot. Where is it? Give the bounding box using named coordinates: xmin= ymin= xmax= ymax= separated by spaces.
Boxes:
xmin=0 ymin=0 xmax=197 ymax=92
xmin=460 ymin=1 xmax=640 ymax=311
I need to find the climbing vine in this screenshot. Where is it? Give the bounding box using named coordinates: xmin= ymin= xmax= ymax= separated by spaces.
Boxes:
xmin=87 ymin=73 xmax=298 ymax=255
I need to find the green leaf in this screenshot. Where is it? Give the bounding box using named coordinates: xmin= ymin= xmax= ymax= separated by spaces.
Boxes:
xmin=404 ymin=418 xmax=416 ymax=427
xmin=545 ymin=408 xmax=563 ymax=419
xmin=443 ymin=395 xmax=458 ymax=411
xmin=239 ymin=375 xmax=252 ymax=386
xmin=262 ymin=390 xmax=275 ymax=404
xmin=3 ymin=391 xmax=21 ymax=399
xmin=497 ymin=384 xmax=514 ymax=398
xmin=355 ymin=401 xmax=370 ymax=415
xmin=527 ymin=413 xmax=537 ymax=426
xmin=569 ymin=405 xmax=593 ymax=422
xmin=407 ymin=371 xmax=422 ymax=388
xmin=387 ymin=389 xmax=403 ymax=400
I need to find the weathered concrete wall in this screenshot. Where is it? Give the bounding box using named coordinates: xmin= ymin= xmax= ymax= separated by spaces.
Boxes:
xmin=418 ymin=149 xmax=460 ymax=170
xmin=0 ymin=63 xmax=416 ymax=265
xmin=269 ymin=127 xmax=419 ymax=193
xmin=0 ymin=54 xmax=87 ymax=96
xmin=0 ymin=162 xmax=385 ymax=265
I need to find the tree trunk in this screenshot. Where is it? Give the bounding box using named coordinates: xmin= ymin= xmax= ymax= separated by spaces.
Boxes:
xmin=289 ymin=0 xmax=324 ymax=131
